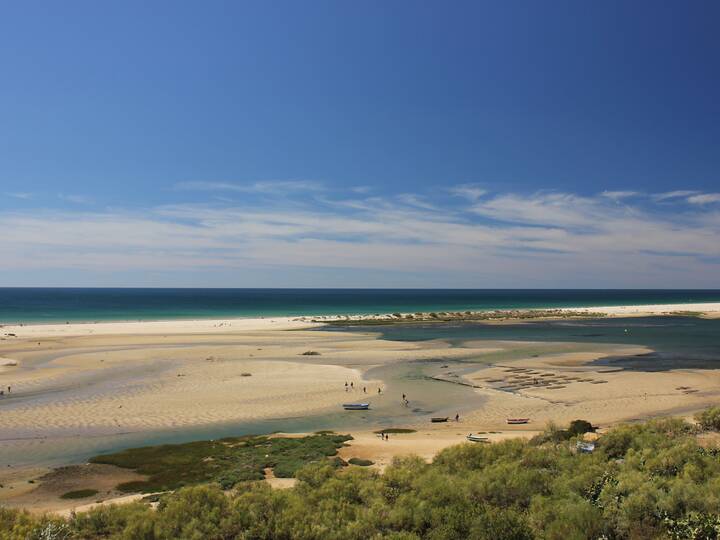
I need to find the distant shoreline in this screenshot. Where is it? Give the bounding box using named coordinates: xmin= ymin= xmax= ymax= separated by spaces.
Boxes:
xmin=2 ymin=288 xmax=719 ymax=326
xmin=1 ymin=302 xmax=719 ymax=337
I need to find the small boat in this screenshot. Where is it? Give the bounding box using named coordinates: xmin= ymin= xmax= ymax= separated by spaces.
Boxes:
xmin=431 ymin=417 xmax=449 ymax=423
xmin=343 ymin=403 xmax=370 ymax=410
xmin=506 ymin=418 xmax=530 ymax=425
xmin=466 ymin=434 xmax=490 ymax=443
xmin=577 ymin=441 xmax=595 ymax=454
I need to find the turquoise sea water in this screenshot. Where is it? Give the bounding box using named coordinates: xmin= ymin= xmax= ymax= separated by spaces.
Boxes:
xmin=1 ymin=288 xmax=719 ymax=324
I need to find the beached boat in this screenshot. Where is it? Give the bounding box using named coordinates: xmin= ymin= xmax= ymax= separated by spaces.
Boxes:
xmin=466 ymin=434 xmax=490 ymax=443
xmin=342 ymin=403 xmax=370 ymax=410
xmin=506 ymin=418 xmax=530 ymax=425
xmin=431 ymin=417 xmax=449 ymax=423
xmin=576 ymin=441 xmax=595 ymax=454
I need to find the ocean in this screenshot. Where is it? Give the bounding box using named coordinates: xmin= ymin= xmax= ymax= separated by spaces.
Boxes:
xmin=1 ymin=288 xmax=719 ymax=324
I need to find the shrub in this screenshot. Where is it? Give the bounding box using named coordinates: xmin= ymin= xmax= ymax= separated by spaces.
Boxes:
xmin=696 ymin=407 xmax=720 ymax=431
xmin=568 ymin=419 xmax=595 ymax=436
xmin=6 ymin=410 xmax=720 ymax=539
xmin=59 ymin=489 xmax=99 ymax=500
xmin=348 ymin=458 xmax=374 ymax=466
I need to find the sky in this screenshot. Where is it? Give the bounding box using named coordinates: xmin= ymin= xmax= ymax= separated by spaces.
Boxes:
xmin=1 ymin=0 xmax=719 ymax=288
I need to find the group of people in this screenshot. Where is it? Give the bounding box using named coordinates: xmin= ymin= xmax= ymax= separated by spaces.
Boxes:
xmin=342 ymin=384 xmax=462 ymax=423
xmin=344 ymin=381 xmax=383 ymax=394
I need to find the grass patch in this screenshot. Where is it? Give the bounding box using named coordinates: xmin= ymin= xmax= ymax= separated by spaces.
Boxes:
xmin=373 ymin=428 xmax=417 ymax=434
xmin=60 ymin=489 xmax=99 ymax=500
xmin=348 ymin=458 xmax=374 ymax=466
xmin=90 ymin=433 xmax=352 ymax=493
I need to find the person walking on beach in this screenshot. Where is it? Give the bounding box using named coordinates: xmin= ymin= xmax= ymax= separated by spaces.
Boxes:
xmin=455 ymin=413 xmax=460 ymax=422
xmin=345 ymin=382 xmax=349 ymax=392
xmin=363 ymin=386 xmax=367 ymax=393
xmin=350 ymin=382 xmax=354 ymax=390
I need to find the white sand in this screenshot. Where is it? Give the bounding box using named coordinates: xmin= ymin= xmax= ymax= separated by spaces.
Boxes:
xmin=0 ymin=316 xmax=317 ymax=338
xmin=1 ymin=301 xmax=718 ymax=341
xmin=560 ymin=302 xmax=720 ymax=318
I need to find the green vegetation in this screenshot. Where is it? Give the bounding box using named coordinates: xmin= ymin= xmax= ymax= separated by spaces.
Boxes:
xmin=60 ymin=489 xmax=99 ymax=500
xmin=347 ymin=458 xmax=374 ymax=466
xmin=321 ymin=309 xmax=607 ymax=326
xmin=6 ymin=412 xmax=720 ymax=538
xmin=531 ymin=418 xmax=595 ymax=445
xmin=696 ymin=406 xmax=720 ymax=431
xmin=90 ymin=433 xmax=352 ymax=492
xmin=374 ymin=428 xmax=417 ymax=434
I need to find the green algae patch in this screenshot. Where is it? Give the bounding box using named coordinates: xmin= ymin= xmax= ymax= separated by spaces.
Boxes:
xmin=90 ymin=433 xmax=352 ymax=493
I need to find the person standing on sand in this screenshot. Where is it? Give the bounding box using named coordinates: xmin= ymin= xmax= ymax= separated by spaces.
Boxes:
xmin=378 ymin=387 xmax=382 ymax=394
xmin=363 ymin=387 xmax=367 ymax=393
xmin=350 ymin=382 xmax=354 ymax=390
xmin=345 ymin=382 xmax=349 ymax=392
xmin=455 ymin=413 xmax=460 ymax=422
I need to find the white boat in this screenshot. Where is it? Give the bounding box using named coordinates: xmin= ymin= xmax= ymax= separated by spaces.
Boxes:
xmin=577 ymin=441 xmax=595 ymax=453
xmin=343 ymin=403 xmax=370 ymax=410
xmin=466 ymin=434 xmax=490 ymax=443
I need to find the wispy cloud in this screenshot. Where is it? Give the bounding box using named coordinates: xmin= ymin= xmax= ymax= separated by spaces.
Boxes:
xmin=397 ymin=193 xmax=437 ymax=210
xmin=449 ymin=184 xmax=487 ymax=201
xmin=59 ymin=194 xmax=93 ymax=204
xmin=470 ymin=192 xmax=598 ymax=228
xmin=6 ymin=192 xmax=33 ymax=200
xmin=175 ymin=180 xmax=323 ymax=194
xmin=601 ymin=190 xmax=638 ymax=200
xmin=652 ymin=190 xmax=700 ymax=202
xmin=1 ymin=187 xmax=719 ymax=286
xmin=687 ymin=193 xmax=720 ymax=205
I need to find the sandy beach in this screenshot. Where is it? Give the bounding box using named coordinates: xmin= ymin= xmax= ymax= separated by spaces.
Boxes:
xmin=2 ymin=302 xmax=720 ymax=512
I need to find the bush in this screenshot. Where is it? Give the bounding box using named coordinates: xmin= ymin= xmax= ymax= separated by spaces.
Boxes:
xmin=6 ymin=410 xmax=720 ymax=539
xmin=568 ymin=419 xmax=595 ymax=436
xmin=696 ymin=407 xmax=720 ymax=431
xmin=348 ymin=458 xmax=374 ymax=466
xmin=59 ymin=489 xmax=99 ymax=500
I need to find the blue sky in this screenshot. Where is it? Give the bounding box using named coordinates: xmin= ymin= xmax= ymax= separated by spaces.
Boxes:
xmin=1 ymin=1 xmax=719 ymax=287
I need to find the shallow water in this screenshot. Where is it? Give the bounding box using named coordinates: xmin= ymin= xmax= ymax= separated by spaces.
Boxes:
xmin=334 ymin=316 xmax=720 ymax=368
xmin=2 ymin=316 xmax=719 ymax=467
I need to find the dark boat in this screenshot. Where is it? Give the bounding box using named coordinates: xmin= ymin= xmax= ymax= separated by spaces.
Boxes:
xmin=343 ymin=403 xmax=370 ymax=410
xmin=431 ymin=417 xmax=449 ymax=423
xmin=506 ymin=418 xmax=530 ymax=425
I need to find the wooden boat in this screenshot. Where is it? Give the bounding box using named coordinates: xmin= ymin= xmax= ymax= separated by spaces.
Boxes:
xmin=431 ymin=417 xmax=449 ymax=423
xmin=343 ymin=403 xmax=370 ymax=410
xmin=506 ymin=418 xmax=530 ymax=425
xmin=466 ymin=434 xmax=490 ymax=443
